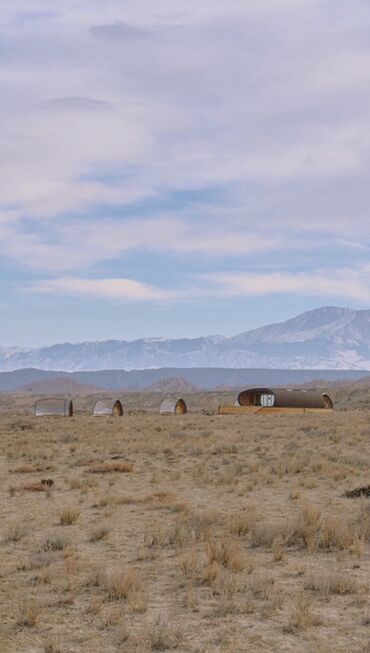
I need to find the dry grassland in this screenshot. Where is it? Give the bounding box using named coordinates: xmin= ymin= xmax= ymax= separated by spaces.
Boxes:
xmin=1 ymin=392 xmax=370 ymax=652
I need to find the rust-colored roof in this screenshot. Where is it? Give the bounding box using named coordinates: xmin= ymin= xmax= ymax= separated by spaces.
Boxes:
xmin=237 ymin=388 xmax=333 ymax=409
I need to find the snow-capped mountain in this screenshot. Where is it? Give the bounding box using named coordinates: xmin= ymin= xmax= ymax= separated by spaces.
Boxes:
xmin=2 ymin=306 xmax=370 ymax=372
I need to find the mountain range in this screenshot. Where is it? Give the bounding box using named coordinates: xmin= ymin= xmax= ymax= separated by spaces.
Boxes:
xmin=2 ymin=306 xmax=370 ymax=372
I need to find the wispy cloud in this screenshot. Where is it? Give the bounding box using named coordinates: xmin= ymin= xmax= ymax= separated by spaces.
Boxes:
xmin=204 ymin=269 xmax=370 ymax=302
xmin=33 ymin=277 xmax=174 ymax=301
xmin=43 ymin=96 xmax=113 ymax=111
xmin=1 ymin=217 xmax=291 ymax=271
xmin=30 ymin=266 xmax=370 ymax=304
xmin=89 ymin=21 xmax=153 ymax=42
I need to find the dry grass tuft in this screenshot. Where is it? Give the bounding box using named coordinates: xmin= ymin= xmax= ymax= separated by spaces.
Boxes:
xmin=89 ymin=525 xmax=110 ymax=542
xmin=134 ymin=615 xmax=183 ymax=651
xmin=206 ymin=538 xmax=245 ymax=572
xmin=13 ymin=464 xmax=54 ymax=474
xmin=88 ymin=462 xmax=133 ymax=474
xmin=59 ymin=508 xmax=80 ymax=526
xmin=43 ymin=639 xmax=64 ymax=653
xmin=305 ymin=572 xmax=363 ymax=596
xmin=42 ymin=535 xmax=68 ymax=551
xmin=287 ymin=594 xmax=321 ymax=632
xmin=228 ymin=508 xmax=257 ymax=537
xmin=18 ymin=481 xmax=50 ymax=493
xmin=102 ymin=567 xmax=143 ymax=602
xmin=4 ymin=522 xmax=28 ymax=543
xmin=16 ymin=598 xmax=42 ymax=627
xmin=288 ymin=503 xmax=362 ymax=553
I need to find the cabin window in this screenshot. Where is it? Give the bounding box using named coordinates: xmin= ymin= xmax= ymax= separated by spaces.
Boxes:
xmin=260 ymin=393 xmax=275 ymax=407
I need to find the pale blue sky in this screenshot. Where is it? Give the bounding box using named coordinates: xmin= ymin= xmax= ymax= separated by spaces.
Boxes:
xmin=1 ymin=0 xmax=370 ymax=346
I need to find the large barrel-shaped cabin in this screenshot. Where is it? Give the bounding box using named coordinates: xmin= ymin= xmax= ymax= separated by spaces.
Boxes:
xmin=218 ymin=387 xmax=333 ymax=415
xmin=237 ymin=388 xmax=333 ymax=409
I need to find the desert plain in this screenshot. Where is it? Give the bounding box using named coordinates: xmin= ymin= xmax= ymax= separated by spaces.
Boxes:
xmin=1 ymin=388 xmax=370 ymax=652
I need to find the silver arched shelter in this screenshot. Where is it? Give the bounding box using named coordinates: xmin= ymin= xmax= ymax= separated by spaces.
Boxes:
xmin=93 ymin=399 xmax=123 ymax=416
xmin=35 ymin=398 xmax=74 ymax=417
xmin=159 ymin=398 xmax=187 ymax=414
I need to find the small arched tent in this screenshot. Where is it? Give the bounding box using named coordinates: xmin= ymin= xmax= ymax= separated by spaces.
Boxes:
xmin=93 ymin=399 xmax=123 ymax=417
xmin=237 ymin=388 xmax=333 ymax=410
xmin=160 ymin=398 xmax=187 ymax=414
xmin=35 ymin=398 xmax=73 ymax=417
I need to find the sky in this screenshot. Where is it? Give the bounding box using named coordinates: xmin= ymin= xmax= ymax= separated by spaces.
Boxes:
xmin=1 ymin=0 xmax=370 ymax=346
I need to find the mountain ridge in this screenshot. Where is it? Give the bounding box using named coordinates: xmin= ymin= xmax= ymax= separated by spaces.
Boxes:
xmin=0 ymin=367 xmax=368 ymax=393
xmin=2 ymin=306 xmax=370 ymax=372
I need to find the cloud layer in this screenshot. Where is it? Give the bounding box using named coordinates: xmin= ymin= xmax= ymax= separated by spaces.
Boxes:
xmin=1 ymin=1 xmax=370 ymax=342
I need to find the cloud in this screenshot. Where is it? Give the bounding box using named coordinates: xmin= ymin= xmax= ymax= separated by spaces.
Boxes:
xmin=43 ymin=96 xmax=113 ymax=111
xmin=89 ymin=21 xmax=153 ymax=41
xmin=30 ymin=266 xmax=370 ymax=305
xmin=12 ymin=11 xmax=58 ymax=26
xmin=204 ymin=270 xmax=370 ymax=302
xmin=2 ymin=0 xmax=370 ymax=312
xmin=33 ymin=277 xmax=173 ymax=301
xmin=2 ymin=0 xmax=370 ymax=227
xmin=1 ymin=216 xmax=292 ymax=271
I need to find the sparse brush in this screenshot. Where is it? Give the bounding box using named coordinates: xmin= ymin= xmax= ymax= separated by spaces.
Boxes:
xmin=43 ymin=639 xmax=64 ymax=653
xmin=101 ymin=606 xmax=122 ymax=627
xmin=247 ymin=573 xmax=277 ymax=601
xmin=272 ymin=538 xmax=285 ymax=562
xmin=287 ymin=594 xmax=321 ymax=632
xmin=16 ymin=598 xmax=42 ymax=627
xmin=13 ymin=464 xmax=54 ymax=473
xmin=4 ymin=522 xmax=28 ymax=543
xmin=144 ymin=523 xmax=187 ymax=549
xmin=69 ymin=477 xmax=97 ymax=490
xmin=289 ymin=488 xmax=301 ymax=500
xmin=179 ymin=548 xmax=204 ymax=579
xmin=19 ymin=481 xmax=49 ymax=493
xmin=206 ymin=538 xmax=245 ymax=572
xmin=21 ymin=552 xmax=53 ymax=571
xmin=187 ymin=509 xmax=223 ymax=541
xmin=42 ymin=536 xmax=68 ymax=551
xmin=136 ymin=616 xmax=183 ymax=651
xmin=60 ymin=508 xmax=80 ymax=526
xmin=87 ymin=595 xmax=103 ymax=615
xmin=184 ymin=582 xmax=199 ymax=611
xmin=305 ymin=572 xmax=360 ymax=596
xmin=31 ymin=568 xmax=53 ymax=585
xmin=229 ymin=509 xmax=257 ymax=537
xmin=89 ymin=525 xmax=110 ymax=542
xmin=103 ymin=567 xmax=142 ymax=602
xmin=249 ymin=520 xmax=284 ymax=549
xmin=287 ymin=503 xmax=361 ymax=553
xmin=88 ymin=462 xmax=133 ymax=474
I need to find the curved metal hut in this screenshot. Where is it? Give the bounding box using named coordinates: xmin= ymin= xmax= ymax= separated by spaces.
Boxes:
xmin=93 ymin=399 xmax=123 ymax=417
xmin=237 ymin=388 xmax=333 ymax=409
xmin=35 ymin=398 xmax=74 ymax=417
xmin=159 ymin=398 xmax=187 ymax=414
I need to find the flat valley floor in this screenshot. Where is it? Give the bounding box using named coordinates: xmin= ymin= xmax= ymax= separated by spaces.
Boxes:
xmin=1 ymin=397 xmax=370 ymax=652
